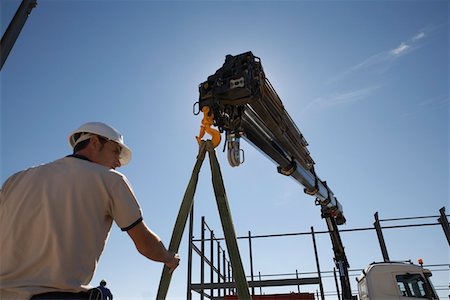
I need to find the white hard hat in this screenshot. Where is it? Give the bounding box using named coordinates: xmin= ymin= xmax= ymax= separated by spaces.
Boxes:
xmin=68 ymin=122 xmax=132 ymax=166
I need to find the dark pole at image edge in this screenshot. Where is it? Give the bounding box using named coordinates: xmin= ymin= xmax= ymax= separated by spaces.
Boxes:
xmin=1 ymin=0 xmax=37 ymax=70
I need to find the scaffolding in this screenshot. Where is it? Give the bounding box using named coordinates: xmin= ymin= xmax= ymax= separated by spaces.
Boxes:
xmin=186 ymin=208 xmax=450 ymax=299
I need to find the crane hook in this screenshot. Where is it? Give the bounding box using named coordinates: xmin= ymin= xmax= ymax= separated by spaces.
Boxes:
xmin=196 ymin=106 xmax=221 ymax=148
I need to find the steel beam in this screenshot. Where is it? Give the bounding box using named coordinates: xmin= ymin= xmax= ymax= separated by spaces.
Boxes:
xmin=438 ymin=207 xmax=450 ymax=246
xmin=374 ymin=212 xmax=390 ymax=262
xmin=191 ymin=277 xmax=320 ymax=291
xmin=1 ymin=0 xmax=37 ymax=70
xmin=311 ymin=227 xmax=325 ymax=300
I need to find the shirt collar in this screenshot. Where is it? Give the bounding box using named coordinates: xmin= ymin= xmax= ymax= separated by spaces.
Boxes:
xmin=66 ymin=154 xmax=93 ymax=162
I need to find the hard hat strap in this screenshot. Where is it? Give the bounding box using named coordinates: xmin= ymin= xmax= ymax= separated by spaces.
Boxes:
xmin=72 ymin=133 xmax=93 ymax=148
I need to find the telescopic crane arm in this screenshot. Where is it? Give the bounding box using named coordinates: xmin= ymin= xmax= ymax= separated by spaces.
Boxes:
xmin=196 ymin=51 xmax=353 ymax=299
xmin=197 ymin=51 xmax=345 ymax=223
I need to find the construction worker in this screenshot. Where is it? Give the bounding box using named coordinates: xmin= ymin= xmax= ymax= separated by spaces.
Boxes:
xmin=96 ymin=280 xmax=113 ymax=300
xmin=0 ymin=122 xmax=180 ymax=300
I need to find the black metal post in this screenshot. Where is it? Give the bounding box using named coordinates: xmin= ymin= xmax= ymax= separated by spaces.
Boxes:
xmin=228 ymin=262 xmax=232 ymax=295
xmin=1 ymin=0 xmax=37 ymax=70
xmin=258 ymin=272 xmax=262 ymax=295
xmin=333 ymin=267 xmax=341 ymax=300
xmin=295 ymin=269 xmax=300 ymax=293
xmin=223 ymin=249 xmax=227 ymax=296
xmin=248 ymin=231 xmax=255 ymax=296
xmin=217 ymin=241 xmax=221 ymax=299
xmin=374 ymin=212 xmax=390 ymax=262
xmin=201 ymin=216 xmax=205 ymax=300
xmin=311 ymin=227 xmax=325 ymax=300
xmin=438 ymin=207 xmax=450 ymax=246
xmin=210 ymin=230 xmax=214 ymax=298
xmin=187 ymin=205 xmax=194 ymax=300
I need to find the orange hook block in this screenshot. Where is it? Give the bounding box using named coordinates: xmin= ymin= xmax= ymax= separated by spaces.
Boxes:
xmin=196 ymin=106 xmax=221 ymax=148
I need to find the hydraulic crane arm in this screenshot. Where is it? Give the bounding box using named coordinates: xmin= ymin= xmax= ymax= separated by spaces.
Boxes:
xmin=196 ymin=51 xmax=353 ymax=299
xmin=197 ymin=51 xmax=345 ymax=224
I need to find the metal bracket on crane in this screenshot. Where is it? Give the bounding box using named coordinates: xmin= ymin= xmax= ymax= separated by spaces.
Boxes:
xmin=277 ymin=161 xmax=297 ymax=176
xmin=304 ymin=165 xmax=320 ymax=196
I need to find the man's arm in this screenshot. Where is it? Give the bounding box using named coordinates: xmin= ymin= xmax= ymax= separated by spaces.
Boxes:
xmin=127 ymin=221 xmax=180 ymax=272
xmin=107 ymin=289 xmax=113 ymax=300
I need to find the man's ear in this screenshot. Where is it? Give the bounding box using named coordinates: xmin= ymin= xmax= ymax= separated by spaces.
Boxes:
xmin=88 ymin=135 xmax=101 ymax=150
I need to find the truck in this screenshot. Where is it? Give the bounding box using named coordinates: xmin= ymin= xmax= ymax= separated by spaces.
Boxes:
xmin=223 ymin=260 xmax=441 ymax=300
xmin=357 ymin=261 xmax=439 ymax=299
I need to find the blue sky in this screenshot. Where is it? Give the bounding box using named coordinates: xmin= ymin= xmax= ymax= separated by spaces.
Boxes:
xmin=1 ymin=0 xmax=448 ymax=299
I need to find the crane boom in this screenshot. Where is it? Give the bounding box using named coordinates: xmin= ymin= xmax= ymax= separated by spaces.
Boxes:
xmin=197 ymin=51 xmax=353 ymax=299
xmin=198 ymin=51 xmax=345 ymax=224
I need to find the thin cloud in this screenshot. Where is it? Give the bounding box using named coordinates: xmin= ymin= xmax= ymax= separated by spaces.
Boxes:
xmin=412 ymin=32 xmax=426 ymax=41
xmin=390 ymin=31 xmax=426 ymax=57
xmin=390 ymin=42 xmax=410 ymax=56
xmin=301 ymin=85 xmax=380 ymax=115
xmin=418 ymin=95 xmax=449 ymax=109
xmin=379 ymin=30 xmax=425 ymax=59
xmin=401 ymin=95 xmax=449 ymax=118
xmin=350 ymin=52 xmax=389 ymax=72
xmin=328 ymin=29 xmax=429 ymax=84
xmin=315 ymin=85 xmax=380 ymax=107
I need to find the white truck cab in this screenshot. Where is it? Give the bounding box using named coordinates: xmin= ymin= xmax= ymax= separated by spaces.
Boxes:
xmin=357 ymin=262 xmax=439 ymax=299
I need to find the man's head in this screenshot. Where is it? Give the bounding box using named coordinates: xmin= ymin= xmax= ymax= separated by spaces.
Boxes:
xmin=69 ymin=122 xmax=132 ymax=169
xmin=100 ymin=280 xmax=107 ymax=287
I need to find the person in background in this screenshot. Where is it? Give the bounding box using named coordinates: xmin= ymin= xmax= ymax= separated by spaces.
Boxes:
xmin=96 ymin=280 xmax=113 ymax=300
xmin=0 ymin=122 xmax=180 ymax=300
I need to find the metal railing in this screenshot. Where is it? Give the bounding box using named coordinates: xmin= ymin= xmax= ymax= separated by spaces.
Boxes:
xmin=186 ymin=207 xmax=449 ymax=299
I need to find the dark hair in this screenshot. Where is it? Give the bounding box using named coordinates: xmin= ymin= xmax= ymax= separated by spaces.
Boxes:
xmin=96 ymin=136 xmax=109 ymax=152
xmin=73 ymin=134 xmax=108 ymax=154
xmin=73 ymin=139 xmax=90 ymax=153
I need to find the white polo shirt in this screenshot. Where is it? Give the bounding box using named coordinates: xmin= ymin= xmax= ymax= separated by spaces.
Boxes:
xmin=0 ymin=156 xmax=143 ymax=300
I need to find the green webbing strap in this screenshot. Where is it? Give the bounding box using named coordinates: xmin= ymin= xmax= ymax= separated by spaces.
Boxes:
xmin=206 ymin=142 xmax=252 ymax=300
xmin=156 ymin=142 xmax=208 ymax=300
xmin=156 ymin=141 xmax=252 ymax=300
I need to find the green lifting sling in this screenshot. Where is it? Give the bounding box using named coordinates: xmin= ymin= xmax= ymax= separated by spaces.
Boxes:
xmin=156 ymin=140 xmax=252 ymax=300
